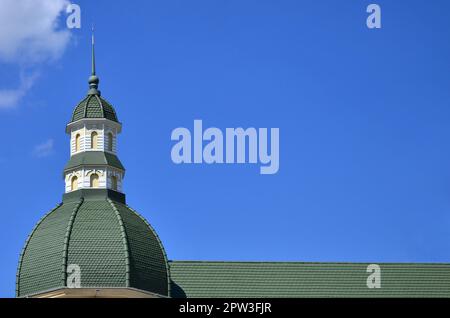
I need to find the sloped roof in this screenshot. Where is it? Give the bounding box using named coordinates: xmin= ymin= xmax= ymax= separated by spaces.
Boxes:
xmin=64 ymin=151 xmax=125 ymax=172
xmin=169 ymin=261 xmax=450 ymax=298
xmin=16 ymin=195 xmax=170 ymax=297
xmin=71 ymin=94 xmax=118 ymax=123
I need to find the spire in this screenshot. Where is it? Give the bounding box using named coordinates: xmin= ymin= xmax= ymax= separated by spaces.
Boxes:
xmin=91 ymin=26 xmax=96 ymax=76
xmin=88 ymin=26 xmax=100 ymax=95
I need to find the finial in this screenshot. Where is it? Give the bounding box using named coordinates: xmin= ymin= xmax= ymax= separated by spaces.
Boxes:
xmin=88 ymin=25 xmax=100 ymax=95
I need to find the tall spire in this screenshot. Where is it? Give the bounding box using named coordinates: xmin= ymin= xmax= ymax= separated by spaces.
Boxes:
xmin=91 ymin=26 xmax=96 ymax=76
xmin=88 ymin=25 xmax=100 ymax=95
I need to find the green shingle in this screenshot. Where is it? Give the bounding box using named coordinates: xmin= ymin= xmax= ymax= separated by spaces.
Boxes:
xmin=169 ymin=261 xmax=450 ymax=298
xmin=16 ymin=196 xmax=169 ymax=297
xmin=64 ymin=151 xmax=125 ymax=172
xmin=66 ymin=200 xmax=126 ymax=288
xmin=112 ymin=202 xmax=170 ymax=295
xmin=71 ymin=94 xmax=118 ymax=123
xmin=17 ymin=202 xmax=78 ymax=296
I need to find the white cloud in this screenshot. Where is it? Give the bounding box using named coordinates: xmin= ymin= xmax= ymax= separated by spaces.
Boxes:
xmin=0 ymin=0 xmax=71 ymax=108
xmin=0 ymin=71 xmax=38 ymax=108
xmin=33 ymin=139 xmax=55 ymax=158
xmin=0 ymin=0 xmax=70 ymax=63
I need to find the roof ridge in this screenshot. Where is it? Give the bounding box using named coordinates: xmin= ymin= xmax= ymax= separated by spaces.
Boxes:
xmin=108 ymin=198 xmax=131 ymax=287
xmin=168 ymin=260 xmax=450 ymax=265
xmin=61 ymin=198 xmax=84 ymax=287
xmin=16 ymin=203 xmax=63 ymax=297
xmin=101 ymin=96 xmax=118 ymax=119
xmin=70 ymin=96 xmax=88 ymax=123
xmin=124 ymin=204 xmax=172 ymax=297
xmin=94 ymin=94 xmax=105 ymax=118
xmin=84 ymin=95 xmax=94 ymax=118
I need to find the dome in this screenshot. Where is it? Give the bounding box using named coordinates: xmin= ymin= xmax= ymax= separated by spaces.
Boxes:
xmin=16 ymin=191 xmax=170 ymax=297
xmin=71 ymin=94 xmax=119 ymax=123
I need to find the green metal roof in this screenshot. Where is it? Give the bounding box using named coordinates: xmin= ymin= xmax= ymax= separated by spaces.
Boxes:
xmin=64 ymin=151 xmax=125 ymax=172
xmin=71 ymin=94 xmax=118 ymax=123
xmin=16 ymin=195 xmax=170 ymax=297
xmin=169 ymin=261 xmax=450 ymax=298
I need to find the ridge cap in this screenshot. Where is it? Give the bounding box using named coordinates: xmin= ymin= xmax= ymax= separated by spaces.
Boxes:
xmin=124 ymin=204 xmax=172 ymax=297
xmin=108 ymin=198 xmax=131 ymax=287
xmin=16 ymin=203 xmax=63 ymax=297
xmin=61 ymin=198 xmax=84 ymax=287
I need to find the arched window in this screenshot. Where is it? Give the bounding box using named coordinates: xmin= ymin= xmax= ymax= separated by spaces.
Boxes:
xmin=75 ymin=134 xmax=81 ymax=152
xmin=71 ymin=176 xmax=78 ymax=191
xmin=111 ymin=175 xmax=118 ymax=191
xmin=91 ymin=131 xmax=98 ymax=149
xmin=90 ymin=173 xmax=99 ymax=188
xmin=107 ymin=132 xmax=113 ymax=152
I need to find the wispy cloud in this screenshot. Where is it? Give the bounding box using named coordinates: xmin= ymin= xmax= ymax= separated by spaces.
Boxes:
xmin=0 ymin=71 xmax=38 ymax=109
xmin=33 ymin=139 xmax=54 ymax=158
xmin=0 ymin=0 xmax=71 ymax=109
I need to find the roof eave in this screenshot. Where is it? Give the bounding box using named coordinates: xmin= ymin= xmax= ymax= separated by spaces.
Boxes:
xmin=66 ymin=118 xmax=122 ymax=133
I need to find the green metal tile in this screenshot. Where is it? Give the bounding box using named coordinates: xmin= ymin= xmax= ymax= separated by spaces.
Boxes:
xmin=16 ymin=196 xmax=169 ymax=297
xmin=169 ymin=261 xmax=450 ymax=298
xmin=64 ymin=151 xmax=125 ymax=172
xmin=71 ymin=94 xmax=118 ymax=123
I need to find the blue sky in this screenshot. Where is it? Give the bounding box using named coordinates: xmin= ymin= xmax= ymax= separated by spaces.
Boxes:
xmin=1 ymin=0 xmax=450 ymax=297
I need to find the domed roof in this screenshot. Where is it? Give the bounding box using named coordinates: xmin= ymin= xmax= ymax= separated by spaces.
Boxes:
xmin=16 ymin=193 xmax=170 ymax=297
xmin=71 ymin=94 xmax=119 ymax=123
